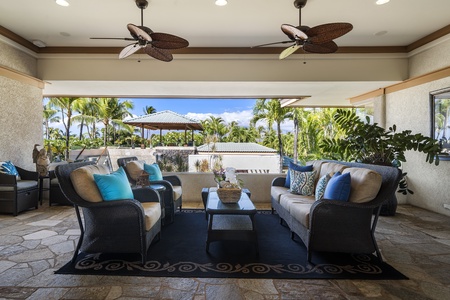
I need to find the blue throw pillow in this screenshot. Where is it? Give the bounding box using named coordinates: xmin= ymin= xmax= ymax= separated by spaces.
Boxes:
xmin=285 ymin=162 xmax=313 ymax=188
xmin=144 ymin=163 xmax=163 ymax=181
xmin=93 ymin=167 xmax=134 ymax=201
xmin=323 ymin=171 xmax=351 ymax=201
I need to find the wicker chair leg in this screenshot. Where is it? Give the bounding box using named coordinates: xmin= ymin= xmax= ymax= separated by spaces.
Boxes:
xmin=71 ymin=205 xmax=84 ymax=264
xmin=307 ymin=248 xmax=312 ymax=263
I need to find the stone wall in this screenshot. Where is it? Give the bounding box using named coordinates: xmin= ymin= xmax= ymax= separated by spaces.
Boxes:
xmin=0 ymin=41 xmax=42 ymax=170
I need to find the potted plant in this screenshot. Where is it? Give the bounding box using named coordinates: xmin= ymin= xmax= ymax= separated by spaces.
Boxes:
xmin=319 ymin=109 xmax=441 ymax=214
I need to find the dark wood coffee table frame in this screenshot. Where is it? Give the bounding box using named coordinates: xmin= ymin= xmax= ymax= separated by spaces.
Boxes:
xmin=205 ymin=189 xmax=258 ymax=255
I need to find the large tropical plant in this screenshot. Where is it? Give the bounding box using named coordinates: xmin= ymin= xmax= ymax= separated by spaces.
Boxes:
xmin=320 ymin=109 xmax=441 ymax=195
xmin=320 ymin=109 xmax=441 ymax=166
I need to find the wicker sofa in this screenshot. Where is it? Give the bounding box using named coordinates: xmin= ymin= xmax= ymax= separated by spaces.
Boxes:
xmin=271 ymin=160 xmax=402 ymax=263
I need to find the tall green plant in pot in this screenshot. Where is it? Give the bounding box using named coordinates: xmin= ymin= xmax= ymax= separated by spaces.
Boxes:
xmin=320 ymin=109 xmax=441 ymax=215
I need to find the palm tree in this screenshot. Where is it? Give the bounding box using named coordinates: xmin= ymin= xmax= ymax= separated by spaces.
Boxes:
xmin=72 ymin=98 xmax=98 ymax=140
xmin=95 ymin=98 xmax=134 ymax=146
xmin=143 ymin=105 xmax=156 ymax=115
xmin=201 ymin=116 xmax=228 ymax=141
xmin=48 ymin=97 xmax=84 ymax=160
xmin=43 ymin=102 xmax=60 ymax=140
xmin=286 ymin=108 xmax=308 ymax=163
xmin=252 ymin=99 xmax=290 ymax=170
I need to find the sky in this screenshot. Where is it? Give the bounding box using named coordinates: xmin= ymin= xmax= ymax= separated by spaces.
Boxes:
xmin=123 ymin=98 xmax=295 ymax=131
xmin=124 ymin=98 xmax=258 ymax=127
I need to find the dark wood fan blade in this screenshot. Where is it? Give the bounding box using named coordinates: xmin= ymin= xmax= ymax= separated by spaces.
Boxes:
xmin=150 ymin=33 xmax=189 ymax=49
xmin=127 ymin=23 xmax=152 ymax=41
xmin=306 ymin=23 xmax=353 ymax=44
xmin=144 ymin=46 xmax=173 ymax=62
xmin=90 ymin=37 xmax=136 ymax=41
xmin=252 ymin=40 xmax=294 ymax=48
xmin=303 ymin=41 xmax=338 ymax=53
xmin=119 ymin=43 xmax=141 ymax=59
xmin=281 ymin=24 xmax=308 ymax=41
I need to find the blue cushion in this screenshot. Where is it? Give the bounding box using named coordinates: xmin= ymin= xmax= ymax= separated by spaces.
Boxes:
xmin=144 ymin=163 xmax=163 ymax=181
xmin=0 ymin=161 xmax=21 ymax=180
xmin=323 ymin=171 xmax=351 ymax=201
xmin=285 ymin=162 xmax=313 ymax=188
xmin=93 ymin=167 xmax=134 ymax=201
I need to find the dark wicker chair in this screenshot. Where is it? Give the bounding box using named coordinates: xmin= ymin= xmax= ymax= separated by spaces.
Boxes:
xmin=55 ymin=161 xmax=162 ymax=265
xmin=0 ymin=166 xmax=39 ymax=216
xmin=117 ymin=156 xmax=182 ymax=224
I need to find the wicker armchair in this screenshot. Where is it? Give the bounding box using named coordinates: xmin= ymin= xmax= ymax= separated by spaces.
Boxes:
xmin=55 ymin=161 xmax=162 ymax=265
xmin=0 ymin=165 xmax=39 ymax=216
xmin=117 ymin=156 xmax=182 ymax=224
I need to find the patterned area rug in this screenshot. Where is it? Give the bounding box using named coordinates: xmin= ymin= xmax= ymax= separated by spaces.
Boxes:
xmin=56 ymin=210 xmax=408 ymax=279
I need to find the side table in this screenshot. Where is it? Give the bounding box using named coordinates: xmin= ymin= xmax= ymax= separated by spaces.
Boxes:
xmin=149 ymin=184 xmax=167 ymax=225
xmin=38 ymin=174 xmax=50 ymax=205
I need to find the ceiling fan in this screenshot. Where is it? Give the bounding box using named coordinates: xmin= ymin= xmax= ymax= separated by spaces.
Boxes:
xmin=90 ymin=0 xmax=189 ymax=62
xmin=254 ymin=0 xmax=353 ymax=59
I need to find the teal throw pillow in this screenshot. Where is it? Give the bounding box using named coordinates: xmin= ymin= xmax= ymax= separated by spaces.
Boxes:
xmin=144 ymin=163 xmax=163 ymax=181
xmin=323 ymin=171 xmax=351 ymax=201
xmin=93 ymin=167 xmax=134 ymax=201
xmin=0 ymin=161 xmax=21 ymax=180
xmin=285 ymin=162 xmax=313 ymax=188
xmin=290 ymin=169 xmax=316 ymax=196
xmin=315 ymin=173 xmax=331 ymax=201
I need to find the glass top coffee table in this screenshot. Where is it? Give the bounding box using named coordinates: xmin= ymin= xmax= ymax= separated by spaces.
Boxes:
xmin=205 ymin=189 xmax=258 ymax=255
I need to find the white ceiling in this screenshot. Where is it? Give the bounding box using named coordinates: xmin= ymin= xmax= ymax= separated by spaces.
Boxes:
xmin=2 ymin=0 xmax=450 ymax=48
xmin=1 ymin=0 xmax=450 ymax=106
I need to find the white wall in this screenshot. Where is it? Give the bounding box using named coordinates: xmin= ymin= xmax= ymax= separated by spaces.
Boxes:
xmin=188 ymin=154 xmax=280 ymax=173
xmin=385 ymin=37 xmax=450 ymax=216
xmin=164 ymin=172 xmax=283 ymax=204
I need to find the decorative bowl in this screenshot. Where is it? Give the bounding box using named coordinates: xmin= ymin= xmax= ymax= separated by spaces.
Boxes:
xmin=217 ymin=188 xmax=242 ymax=203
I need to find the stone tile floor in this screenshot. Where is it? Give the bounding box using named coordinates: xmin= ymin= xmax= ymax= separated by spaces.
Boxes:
xmin=0 ymin=202 xmax=449 ymax=300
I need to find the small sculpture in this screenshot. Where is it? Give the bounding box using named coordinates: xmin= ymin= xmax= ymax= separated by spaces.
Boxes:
xmin=32 ymin=144 xmax=40 ymax=164
xmin=36 ymin=148 xmax=50 ymax=177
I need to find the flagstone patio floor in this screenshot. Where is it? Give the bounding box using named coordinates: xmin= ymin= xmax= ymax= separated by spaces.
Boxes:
xmin=0 ymin=201 xmax=449 ymax=300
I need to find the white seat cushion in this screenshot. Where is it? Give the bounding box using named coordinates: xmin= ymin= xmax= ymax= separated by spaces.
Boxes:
xmin=141 ymin=202 xmax=161 ymax=231
xmin=173 ymin=185 xmax=182 ymax=201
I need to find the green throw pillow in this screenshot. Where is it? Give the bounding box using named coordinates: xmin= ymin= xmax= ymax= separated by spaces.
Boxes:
xmin=144 ymin=163 xmax=163 ymax=181
xmin=290 ymin=169 xmax=316 ymax=196
xmin=93 ymin=167 xmax=134 ymax=201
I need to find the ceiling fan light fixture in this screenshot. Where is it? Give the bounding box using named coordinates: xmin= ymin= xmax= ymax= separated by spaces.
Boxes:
xmin=375 ymin=0 xmax=390 ymax=5
xmin=55 ymin=0 xmax=70 ymax=7
xmin=215 ymin=0 xmax=228 ymax=6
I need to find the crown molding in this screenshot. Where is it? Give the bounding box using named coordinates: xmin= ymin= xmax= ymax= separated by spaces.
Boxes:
xmin=2 ymin=24 xmax=449 ymax=56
